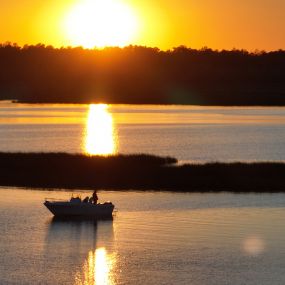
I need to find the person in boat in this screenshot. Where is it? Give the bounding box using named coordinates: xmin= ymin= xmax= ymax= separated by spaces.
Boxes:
xmin=92 ymin=190 xmax=98 ymax=204
xmin=83 ymin=196 xmax=89 ymax=203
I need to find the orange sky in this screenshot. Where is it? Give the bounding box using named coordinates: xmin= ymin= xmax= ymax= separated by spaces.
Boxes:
xmin=0 ymin=0 xmax=285 ymax=50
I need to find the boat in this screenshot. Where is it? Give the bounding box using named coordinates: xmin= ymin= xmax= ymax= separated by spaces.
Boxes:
xmin=44 ymin=196 xmax=115 ymax=219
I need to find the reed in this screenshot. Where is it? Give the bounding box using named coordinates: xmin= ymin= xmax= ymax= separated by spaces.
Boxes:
xmin=0 ymin=152 xmax=284 ymax=192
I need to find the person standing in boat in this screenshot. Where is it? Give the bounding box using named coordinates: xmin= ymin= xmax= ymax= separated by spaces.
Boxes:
xmin=92 ymin=190 xmax=98 ymax=204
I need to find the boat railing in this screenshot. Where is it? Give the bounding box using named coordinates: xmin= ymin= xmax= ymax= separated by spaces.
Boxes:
xmin=44 ymin=198 xmax=69 ymax=202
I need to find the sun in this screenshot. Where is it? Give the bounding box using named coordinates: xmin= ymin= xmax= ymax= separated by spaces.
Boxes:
xmin=63 ymin=0 xmax=139 ymax=48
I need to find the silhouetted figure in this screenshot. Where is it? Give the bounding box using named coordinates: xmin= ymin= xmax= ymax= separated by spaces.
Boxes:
xmin=83 ymin=196 xmax=89 ymax=203
xmin=92 ymin=191 xmax=98 ymax=204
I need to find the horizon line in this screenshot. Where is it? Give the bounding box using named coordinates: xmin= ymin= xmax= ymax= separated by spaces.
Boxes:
xmin=1 ymin=42 xmax=285 ymax=53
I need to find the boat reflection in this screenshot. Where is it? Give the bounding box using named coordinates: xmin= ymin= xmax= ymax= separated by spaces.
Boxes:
xmin=84 ymin=104 xmax=117 ymax=155
xmin=45 ymin=218 xmax=115 ymax=285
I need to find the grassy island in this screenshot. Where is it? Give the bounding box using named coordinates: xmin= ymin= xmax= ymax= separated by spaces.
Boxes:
xmin=1 ymin=152 xmax=285 ymax=192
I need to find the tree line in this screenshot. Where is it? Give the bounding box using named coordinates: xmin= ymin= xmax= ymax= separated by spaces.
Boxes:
xmin=1 ymin=43 xmax=285 ymax=105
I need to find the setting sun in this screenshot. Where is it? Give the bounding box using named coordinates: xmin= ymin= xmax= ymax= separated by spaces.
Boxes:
xmin=63 ymin=0 xmax=139 ymax=48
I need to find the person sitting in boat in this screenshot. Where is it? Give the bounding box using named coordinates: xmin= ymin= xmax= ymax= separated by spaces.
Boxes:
xmin=92 ymin=191 xmax=98 ymax=204
xmin=83 ymin=196 xmax=89 ymax=203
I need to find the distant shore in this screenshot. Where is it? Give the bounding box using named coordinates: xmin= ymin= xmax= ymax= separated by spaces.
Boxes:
xmin=1 ymin=44 xmax=285 ymax=106
xmin=1 ymin=152 xmax=285 ymax=192
xmin=10 ymin=100 xmax=285 ymax=107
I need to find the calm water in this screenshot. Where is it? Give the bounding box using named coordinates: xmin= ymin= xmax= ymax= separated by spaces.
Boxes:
xmin=1 ymin=102 xmax=285 ymax=162
xmin=1 ymin=102 xmax=285 ymax=284
xmin=1 ymin=188 xmax=285 ymax=285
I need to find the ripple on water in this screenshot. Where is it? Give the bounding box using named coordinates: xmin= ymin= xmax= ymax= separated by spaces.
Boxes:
xmin=1 ymin=188 xmax=285 ymax=285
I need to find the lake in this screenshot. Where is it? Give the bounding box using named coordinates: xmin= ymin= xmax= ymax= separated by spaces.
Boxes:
xmin=1 ymin=102 xmax=285 ymax=163
xmin=1 ymin=102 xmax=285 ymax=284
xmin=1 ymin=188 xmax=285 ymax=285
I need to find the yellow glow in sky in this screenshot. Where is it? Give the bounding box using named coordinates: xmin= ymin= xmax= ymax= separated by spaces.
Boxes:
xmin=63 ymin=0 xmax=139 ymax=48
xmin=1 ymin=0 xmax=285 ymax=50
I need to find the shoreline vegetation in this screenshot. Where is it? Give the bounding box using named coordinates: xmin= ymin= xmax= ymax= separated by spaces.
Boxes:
xmin=1 ymin=152 xmax=285 ymax=192
xmin=1 ymin=44 xmax=285 ymax=106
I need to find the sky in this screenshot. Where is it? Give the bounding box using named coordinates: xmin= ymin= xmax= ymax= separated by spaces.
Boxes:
xmin=0 ymin=0 xmax=285 ymax=50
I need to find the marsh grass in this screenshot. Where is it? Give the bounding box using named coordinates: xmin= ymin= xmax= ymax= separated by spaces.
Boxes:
xmin=0 ymin=152 xmax=284 ymax=192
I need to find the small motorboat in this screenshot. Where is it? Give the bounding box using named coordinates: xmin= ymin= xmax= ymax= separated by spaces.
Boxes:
xmin=44 ymin=196 xmax=115 ymax=219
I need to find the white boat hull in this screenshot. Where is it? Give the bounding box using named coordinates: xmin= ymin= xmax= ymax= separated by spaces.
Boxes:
xmin=44 ymin=201 xmax=114 ymax=219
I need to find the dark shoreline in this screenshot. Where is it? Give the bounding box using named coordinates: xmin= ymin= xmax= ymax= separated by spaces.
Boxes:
xmin=13 ymin=101 xmax=285 ymax=107
xmin=2 ymin=44 xmax=285 ymax=106
xmin=1 ymin=152 xmax=285 ymax=192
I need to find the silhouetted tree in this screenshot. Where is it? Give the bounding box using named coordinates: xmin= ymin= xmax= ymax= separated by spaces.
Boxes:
xmin=1 ymin=43 xmax=285 ymax=105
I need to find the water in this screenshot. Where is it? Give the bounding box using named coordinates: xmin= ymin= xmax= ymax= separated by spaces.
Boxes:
xmin=1 ymin=102 xmax=285 ymax=162
xmin=1 ymin=102 xmax=285 ymax=284
xmin=1 ymin=188 xmax=285 ymax=285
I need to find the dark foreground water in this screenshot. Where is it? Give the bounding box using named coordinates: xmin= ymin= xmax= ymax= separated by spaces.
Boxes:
xmin=1 ymin=188 xmax=285 ymax=285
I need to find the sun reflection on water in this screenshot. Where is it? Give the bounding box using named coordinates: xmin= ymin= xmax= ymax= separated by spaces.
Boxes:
xmin=242 ymin=235 xmax=266 ymax=256
xmin=75 ymin=248 xmax=115 ymax=285
xmin=84 ymin=104 xmax=117 ymax=155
